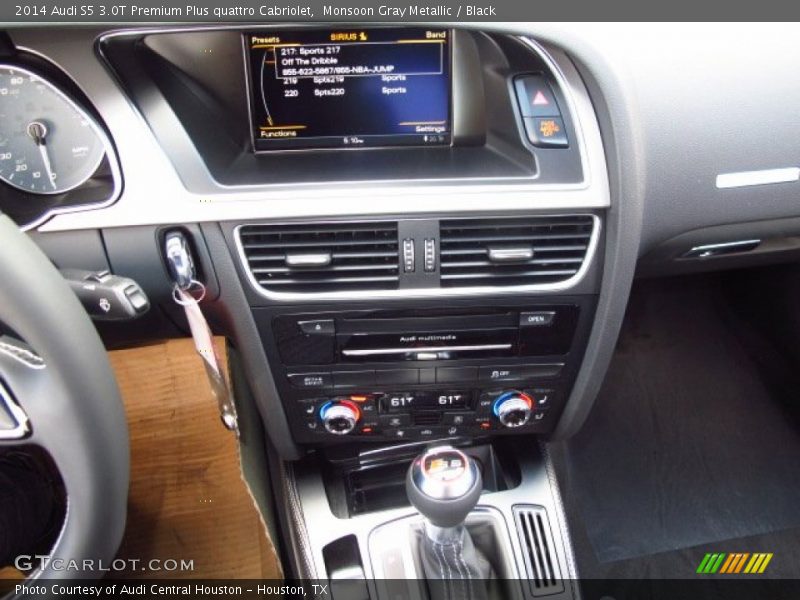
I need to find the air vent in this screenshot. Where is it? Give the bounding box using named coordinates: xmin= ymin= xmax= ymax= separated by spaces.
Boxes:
xmin=238 ymin=222 xmax=400 ymax=294
xmin=513 ymin=505 xmax=565 ymax=596
xmin=439 ymin=216 xmax=595 ymax=288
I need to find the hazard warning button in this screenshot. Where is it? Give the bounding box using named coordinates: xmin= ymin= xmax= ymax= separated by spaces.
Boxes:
xmin=514 ymin=75 xmax=561 ymax=118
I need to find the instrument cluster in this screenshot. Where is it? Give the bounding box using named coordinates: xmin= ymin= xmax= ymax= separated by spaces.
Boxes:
xmin=0 ymin=60 xmax=120 ymax=229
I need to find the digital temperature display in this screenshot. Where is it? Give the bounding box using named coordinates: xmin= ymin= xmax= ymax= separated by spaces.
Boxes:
xmin=380 ymin=391 xmax=470 ymax=413
xmin=244 ymin=28 xmax=451 ymax=151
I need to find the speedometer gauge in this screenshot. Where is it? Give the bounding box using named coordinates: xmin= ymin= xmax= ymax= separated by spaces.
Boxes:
xmin=0 ymin=65 xmax=106 ymax=195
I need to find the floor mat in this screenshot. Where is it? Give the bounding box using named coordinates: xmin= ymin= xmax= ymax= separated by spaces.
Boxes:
xmin=108 ymin=338 xmax=282 ymax=579
xmin=555 ymin=276 xmax=800 ymax=564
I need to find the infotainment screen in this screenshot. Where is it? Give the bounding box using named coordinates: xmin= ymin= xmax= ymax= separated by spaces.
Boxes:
xmin=244 ymin=28 xmax=451 ymax=151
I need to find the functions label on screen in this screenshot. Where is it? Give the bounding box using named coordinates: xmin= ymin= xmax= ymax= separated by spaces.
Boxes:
xmin=245 ymin=28 xmax=452 ymax=151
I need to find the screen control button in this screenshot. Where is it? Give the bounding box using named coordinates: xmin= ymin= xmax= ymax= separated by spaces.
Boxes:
xmin=442 ymin=412 xmax=473 ymax=426
xmin=333 ymin=370 xmax=376 ymax=388
xmin=361 ymin=415 xmax=380 ymax=427
xmin=298 ymin=319 xmax=335 ymax=336
xmin=531 ymin=411 xmax=549 ymax=425
xmin=479 ymin=364 xmax=564 ymax=382
xmin=386 ymin=428 xmax=411 ymax=440
xmin=476 ymin=396 xmax=495 ymax=414
xmin=419 ymin=369 xmax=436 ymax=384
xmin=298 ymin=401 xmax=319 ymax=417
xmin=375 ymin=369 xmax=419 ymax=385
xmin=443 ymin=425 xmax=467 ymax=437
xmin=519 ymin=311 xmax=556 ymax=327
xmin=418 ymin=427 xmax=447 ymax=439
xmin=436 ymin=366 xmax=478 ymax=383
xmin=380 ymin=414 xmax=412 ymax=428
xmin=303 ymin=418 xmax=322 ymax=432
xmin=523 ymin=117 xmax=569 ymax=148
xmin=288 ymin=372 xmax=332 ymax=389
xmin=473 ymin=416 xmax=495 ymax=431
xmin=514 ymin=75 xmax=562 ymax=118
xmin=359 ymin=402 xmax=378 ymax=416
xmin=526 ymin=388 xmax=555 ymax=410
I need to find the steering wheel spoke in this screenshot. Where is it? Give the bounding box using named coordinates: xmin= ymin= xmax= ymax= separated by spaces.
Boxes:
xmin=0 ymin=336 xmax=45 ymax=443
xmin=0 ymin=214 xmax=129 ymax=582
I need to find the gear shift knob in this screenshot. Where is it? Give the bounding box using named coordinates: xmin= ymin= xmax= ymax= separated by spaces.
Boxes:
xmin=406 ymin=445 xmax=482 ymax=529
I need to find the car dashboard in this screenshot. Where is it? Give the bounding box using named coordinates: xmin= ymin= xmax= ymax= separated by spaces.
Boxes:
xmin=4 ymin=23 xmax=800 ymax=460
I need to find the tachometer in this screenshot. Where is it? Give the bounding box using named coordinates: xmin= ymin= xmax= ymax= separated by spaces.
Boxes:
xmin=0 ymin=65 xmax=106 ymax=195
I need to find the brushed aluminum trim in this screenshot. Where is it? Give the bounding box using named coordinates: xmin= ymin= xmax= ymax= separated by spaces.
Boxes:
xmin=342 ymin=344 xmax=512 ymax=357
xmin=682 ymin=239 xmax=761 ymax=258
xmin=716 ymin=167 xmax=800 ymax=189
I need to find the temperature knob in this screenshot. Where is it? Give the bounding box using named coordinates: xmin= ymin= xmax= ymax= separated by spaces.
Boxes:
xmin=493 ymin=392 xmax=534 ymax=428
xmin=319 ymin=400 xmax=360 ymax=435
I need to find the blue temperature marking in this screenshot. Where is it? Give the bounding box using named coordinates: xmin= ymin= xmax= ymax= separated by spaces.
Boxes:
xmin=319 ymin=401 xmax=333 ymax=419
xmin=493 ymin=392 xmax=516 ymax=417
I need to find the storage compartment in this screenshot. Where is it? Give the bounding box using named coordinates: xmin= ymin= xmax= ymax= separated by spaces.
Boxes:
xmin=321 ymin=442 xmax=522 ymax=517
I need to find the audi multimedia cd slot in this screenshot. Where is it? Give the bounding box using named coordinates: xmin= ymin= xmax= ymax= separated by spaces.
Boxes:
xmin=338 ymin=314 xmax=518 ymax=362
xmin=269 ymin=307 xmax=582 ymax=366
xmin=245 ymin=27 xmax=452 ymax=151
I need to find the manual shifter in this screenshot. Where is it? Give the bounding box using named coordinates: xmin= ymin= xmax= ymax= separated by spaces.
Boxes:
xmin=406 ymin=445 xmax=494 ymax=597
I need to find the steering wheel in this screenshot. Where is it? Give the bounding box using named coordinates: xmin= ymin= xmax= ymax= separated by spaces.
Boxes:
xmin=0 ymin=213 xmax=129 ymax=582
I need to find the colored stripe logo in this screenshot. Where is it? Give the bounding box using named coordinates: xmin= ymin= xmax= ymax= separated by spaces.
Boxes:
xmin=696 ymin=553 xmax=773 ymax=574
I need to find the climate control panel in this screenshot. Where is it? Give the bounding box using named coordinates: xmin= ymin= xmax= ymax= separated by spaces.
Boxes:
xmin=258 ymin=299 xmax=597 ymax=446
xmin=297 ymin=387 xmax=557 ymax=442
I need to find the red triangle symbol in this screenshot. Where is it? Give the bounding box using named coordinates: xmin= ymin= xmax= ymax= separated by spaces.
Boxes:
xmin=532 ymin=90 xmax=549 ymax=105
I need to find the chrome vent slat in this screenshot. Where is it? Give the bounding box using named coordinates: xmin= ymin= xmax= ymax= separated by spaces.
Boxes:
xmin=241 ymin=238 xmax=397 ymax=250
xmin=441 ymin=233 xmax=591 ymax=244
xmin=439 ymin=215 xmax=594 ymax=288
xmin=435 ymin=219 xmax=591 ymax=230
xmin=252 ymin=264 xmax=399 ymax=274
xmin=441 ymin=269 xmax=579 ymax=281
xmin=513 ymin=506 xmax=564 ymax=596
xmin=257 ymin=275 xmax=400 ymax=285
xmin=239 ymin=223 xmax=397 ymax=235
xmin=239 ymin=222 xmax=400 ymax=294
xmin=442 ymin=258 xmax=585 ymax=268
xmin=440 ymin=244 xmax=588 ymax=256
xmin=247 ymin=250 xmax=399 ymax=262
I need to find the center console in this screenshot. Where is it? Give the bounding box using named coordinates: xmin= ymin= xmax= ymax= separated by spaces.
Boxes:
xmin=97 ymin=25 xmax=606 ymax=453
xmin=215 ymin=208 xmax=603 ymax=449
xmin=160 ymin=25 xmax=607 ymax=450
xmin=255 ymin=296 xmax=596 ymax=445
xmin=283 ymin=438 xmax=578 ymax=599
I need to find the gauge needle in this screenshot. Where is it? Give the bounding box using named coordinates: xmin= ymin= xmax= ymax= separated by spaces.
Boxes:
xmin=27 ymin=121 xmax=56 ymax=190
